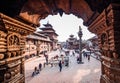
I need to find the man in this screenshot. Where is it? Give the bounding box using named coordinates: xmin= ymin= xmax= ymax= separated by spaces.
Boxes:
xmin=58 ymin=60 xmax=62 ymax=72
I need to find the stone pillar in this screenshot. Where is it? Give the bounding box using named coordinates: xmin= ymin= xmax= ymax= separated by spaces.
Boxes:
xmin=88 ymin=4 xmax=120 ymax=83
xmin=0 ymin=13 xmax=35 ymax=83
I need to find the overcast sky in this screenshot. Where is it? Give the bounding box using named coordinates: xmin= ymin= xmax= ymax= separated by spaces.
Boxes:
xmin=37 ymin=13 xmax=95 ymax=42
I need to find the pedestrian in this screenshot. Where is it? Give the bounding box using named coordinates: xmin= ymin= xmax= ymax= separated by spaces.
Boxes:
xmin=72 ymin=51 xmax=75 ymax=56
xmin=85 ymin=52 xmax=88 ymax=58
xmin=65 ymin=56 xmax=69 ymax=67
xmin=58 ymin=60 xmax=62 ymax=72
xmin=88 ymin=55 xmax=90 ymax=61
xmin=61 ymin=54 xmax=64 ymax=64
xmin=82 ymin=51 xmax=85 ymax=57
xmin=39 ymin=63 xmax=42 ymax=71
xmin=77 ymin=56 xmax=80 ymax=63
xmin=44 ymin=53 xmax=49 ymax=64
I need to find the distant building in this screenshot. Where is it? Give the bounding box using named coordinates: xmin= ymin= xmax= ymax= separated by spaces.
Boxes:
xmin=38 ymin=22 xmax=58 ymax=50
xmin=66 ymin=34 xmax=79 ymax=49
xmin=23 ymin=22 xmax=59 ymax=59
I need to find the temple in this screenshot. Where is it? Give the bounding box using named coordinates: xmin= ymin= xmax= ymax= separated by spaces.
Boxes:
xmin=38 ymin=22 xmax=58 ymax=50
xmin=66 ymin=34 xmax=78 ymax=50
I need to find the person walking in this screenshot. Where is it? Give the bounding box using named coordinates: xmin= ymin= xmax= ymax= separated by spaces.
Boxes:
xmin=77 ymin=56 xmax=80 ymax=63
xmin=88 ymin=55 xmax=90 ymax=62
xmin=39 ymin=63 xmax=42 ymax=71
xmin=44 ymin=53 xmax=49 ymax=64
xmin=58 ymin=60 xmax=62 ymax=72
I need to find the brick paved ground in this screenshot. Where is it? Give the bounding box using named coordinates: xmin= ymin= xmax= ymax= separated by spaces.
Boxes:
xmin=25 ymin=50 xmax=101 ymax=83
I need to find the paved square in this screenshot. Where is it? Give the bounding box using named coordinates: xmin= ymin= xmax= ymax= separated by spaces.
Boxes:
xmin=25 ymin=50 xmax=101 ymax=83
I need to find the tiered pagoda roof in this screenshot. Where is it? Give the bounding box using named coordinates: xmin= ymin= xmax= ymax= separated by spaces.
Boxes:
xmin=39 ymin=22 xmax=58 ymax=36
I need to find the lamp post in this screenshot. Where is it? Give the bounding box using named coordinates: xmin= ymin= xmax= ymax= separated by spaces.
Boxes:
xmin=78 ymin=26 xmax=83 ymax=64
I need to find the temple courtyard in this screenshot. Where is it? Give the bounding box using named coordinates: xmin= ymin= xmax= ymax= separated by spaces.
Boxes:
xmin=25 ymin=50 xmax=101 ymax=83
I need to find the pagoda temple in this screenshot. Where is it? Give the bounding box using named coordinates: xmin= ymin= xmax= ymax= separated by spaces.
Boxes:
xmin=66 ymin=34 xmax=79 ymax=50
xmin=38 ymin=22 xmax=58 ymax=50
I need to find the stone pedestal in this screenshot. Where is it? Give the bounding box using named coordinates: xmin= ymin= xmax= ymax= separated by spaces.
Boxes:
xmin=88 ymin=4 xmax=120 ymax=83
xmin=0 ymin=13 xmax=35 ymax=83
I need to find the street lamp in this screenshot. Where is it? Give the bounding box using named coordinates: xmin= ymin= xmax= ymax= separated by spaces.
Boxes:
xmin=78 ymin=26 xmax=83 ymax=64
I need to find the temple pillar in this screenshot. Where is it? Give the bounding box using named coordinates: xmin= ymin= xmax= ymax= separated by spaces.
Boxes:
xmin=0 ymin=13 xmax=35 ymax=83
xmin=88 ymin=4 xmax=120 ymax=83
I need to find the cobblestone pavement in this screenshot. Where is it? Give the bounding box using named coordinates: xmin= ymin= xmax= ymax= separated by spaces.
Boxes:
xmin=25 ymin=50 xmax=101 ymax=83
